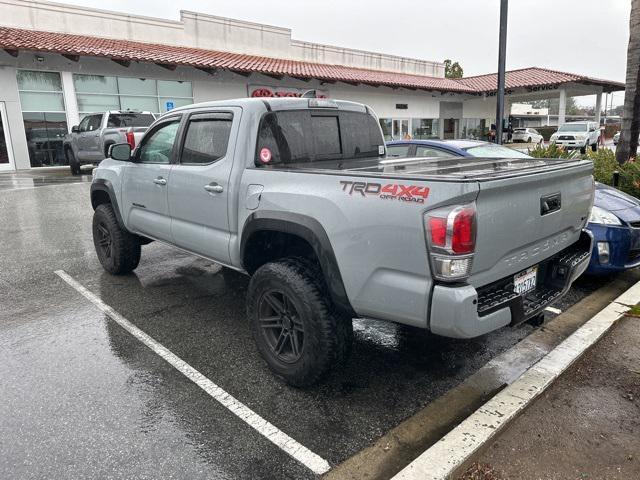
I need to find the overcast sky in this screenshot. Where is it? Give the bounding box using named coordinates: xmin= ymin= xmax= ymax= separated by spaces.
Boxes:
xmin=62 ymin=0 xmax=631 ymax=106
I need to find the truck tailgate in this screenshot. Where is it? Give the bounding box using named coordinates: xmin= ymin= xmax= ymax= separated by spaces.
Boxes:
xmin=470 ymin=160 xmax=594 ymax=287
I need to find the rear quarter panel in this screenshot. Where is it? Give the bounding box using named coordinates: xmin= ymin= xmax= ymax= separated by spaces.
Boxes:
xmin=236 ymin=168 xmax=479 ymax=327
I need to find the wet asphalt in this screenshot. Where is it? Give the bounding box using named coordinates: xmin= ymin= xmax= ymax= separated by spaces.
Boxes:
xmin=0 ymin=169 xmax=613 ymax=479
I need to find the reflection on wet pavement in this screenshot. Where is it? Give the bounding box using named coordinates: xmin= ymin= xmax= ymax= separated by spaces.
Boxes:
xmin=0 ymin=168 xmax=93 ymax=191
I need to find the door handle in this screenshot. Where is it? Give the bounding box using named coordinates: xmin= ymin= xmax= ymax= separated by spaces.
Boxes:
xmin=204 ymin=183 xmax=224 ymax=193
xmin=153 ymin=177 xmax=167 ymax=186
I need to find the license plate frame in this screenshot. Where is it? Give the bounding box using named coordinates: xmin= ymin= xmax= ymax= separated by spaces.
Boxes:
xmin=513 ymin=266 xmax=537 ymax=296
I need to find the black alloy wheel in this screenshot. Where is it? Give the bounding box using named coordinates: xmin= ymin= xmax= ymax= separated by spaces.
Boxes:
xmin=95 ymin=220 xmax=113 ymax=261
xmin=258 ymin=289 xmax=305 ymax=363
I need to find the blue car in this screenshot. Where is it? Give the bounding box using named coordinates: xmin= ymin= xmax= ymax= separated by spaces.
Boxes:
xmin=386 ymin=139 xmax=640 ymax=275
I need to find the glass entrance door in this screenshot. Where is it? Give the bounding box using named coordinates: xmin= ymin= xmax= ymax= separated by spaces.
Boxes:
xmin=392 ymin=119 xmax=409 ymax=140
xmin=0 ymin=102 xmax=15 ymax=171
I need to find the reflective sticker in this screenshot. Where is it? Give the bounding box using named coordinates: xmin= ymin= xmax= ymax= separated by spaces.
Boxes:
xmin=378 ymin=145 xmax=385 ymax=155
xmin=259 ymin=147 xmax=272 ymax=164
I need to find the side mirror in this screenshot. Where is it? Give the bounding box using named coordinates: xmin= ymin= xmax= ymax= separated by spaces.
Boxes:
xmin=109 ymin=143 xmax=132 ymax=161
xmin=71 ymin=125 xmax=80 ymax=133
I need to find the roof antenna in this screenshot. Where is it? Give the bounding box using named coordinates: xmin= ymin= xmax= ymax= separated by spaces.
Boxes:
xmin=301 ymin=89 xmax=317 ymax=98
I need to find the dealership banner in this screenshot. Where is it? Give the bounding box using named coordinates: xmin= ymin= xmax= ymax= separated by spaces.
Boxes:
xmin=248 ymin=85 xmax=328 ymax=99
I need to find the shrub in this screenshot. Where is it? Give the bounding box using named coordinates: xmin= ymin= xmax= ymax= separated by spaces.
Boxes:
xmin=527 ymin=143 xmax=578 ymax=159
xmin=586 ymin=149 xmax=640 ymax=198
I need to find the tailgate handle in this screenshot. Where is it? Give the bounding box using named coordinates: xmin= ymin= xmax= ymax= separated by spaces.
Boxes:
xmin=540 ymin=193 xmax=561 ymax=216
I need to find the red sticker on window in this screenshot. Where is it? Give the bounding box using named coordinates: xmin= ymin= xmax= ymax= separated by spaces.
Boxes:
xmin=259 ymin=147 xmax=272 ymax=164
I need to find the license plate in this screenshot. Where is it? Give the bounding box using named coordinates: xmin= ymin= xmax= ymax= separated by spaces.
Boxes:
xmin=513 ymin=266 xmax=537 ymax=295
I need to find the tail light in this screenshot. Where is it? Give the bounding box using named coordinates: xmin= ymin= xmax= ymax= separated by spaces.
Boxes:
xmin=125 ymin=128 xmax=136 ymax=150
xmin=425 ymin=203 xmax=477 ymax=281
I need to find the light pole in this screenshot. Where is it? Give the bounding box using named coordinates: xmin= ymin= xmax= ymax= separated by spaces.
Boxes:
xmin=495 ymin=0 xmax=508 ymax=144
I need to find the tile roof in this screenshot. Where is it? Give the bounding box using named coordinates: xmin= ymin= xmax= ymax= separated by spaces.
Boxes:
xmin=457 ymin=67 xmax=625 ymax=93
xmin=0 ymin=27 xmax=625 ymax=94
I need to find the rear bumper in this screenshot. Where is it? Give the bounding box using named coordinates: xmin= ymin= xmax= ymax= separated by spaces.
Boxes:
xmin=429 ymin=230 xmax=593 ymax=338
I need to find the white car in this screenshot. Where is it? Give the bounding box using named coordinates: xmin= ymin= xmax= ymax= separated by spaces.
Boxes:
xmin=550 ymin=121 xmax=600 ymax=153
xmin=512 ymin=127 xmax=544 ymax=144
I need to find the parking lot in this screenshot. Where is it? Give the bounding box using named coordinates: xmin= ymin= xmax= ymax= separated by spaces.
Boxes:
xmin=0 ymin=169 xmax=627 ymax=479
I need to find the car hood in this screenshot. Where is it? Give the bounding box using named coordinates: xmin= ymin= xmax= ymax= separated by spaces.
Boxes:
xmin=595 ymin=182 xmax=640 ymax=221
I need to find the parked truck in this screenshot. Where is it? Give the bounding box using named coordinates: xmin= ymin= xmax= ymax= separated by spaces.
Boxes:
xmin=90 ymin=98 xmax=594 ymax=386
xmin=64 ymin=110 xmax=155 ymax=175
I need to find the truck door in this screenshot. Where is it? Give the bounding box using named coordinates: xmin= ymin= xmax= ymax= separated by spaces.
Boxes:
xmin=121 ymin=115 xmax=182 ymax=242
xmin=78 ymin=114 xmax=102 ymax=161
xmin=167 ymin=108 xmax=240 ymax=264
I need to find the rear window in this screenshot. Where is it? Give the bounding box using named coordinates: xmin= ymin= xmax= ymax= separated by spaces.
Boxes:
xmin=464 ymin=144 xmax=531 ymax=159
xmin=255 ymin=110 xmax=383 ymax=167
xmin=107 ymin=113 xmax=155 ymax=128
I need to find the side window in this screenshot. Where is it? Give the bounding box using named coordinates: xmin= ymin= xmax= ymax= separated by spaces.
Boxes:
xmin=180 ymin=115 xmax=233 ymax=165
xmin=78 ymin=116 xmax=91 ymax=133
xmin=87 ymin=114 xmax=102 ymax=132
xmin=386 ymin=145 xmax=411 ymax=158
xmin=415 ymin=146 xmax=455 ymax=158
xmin=341 ymin=111 xmax=383 ymax=158
xmin=137 ymin=120 xmax=180 ymax=164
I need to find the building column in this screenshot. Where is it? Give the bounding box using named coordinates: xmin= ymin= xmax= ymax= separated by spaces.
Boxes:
xmin=61 ymin=71 xmax=79 ymax=129
xmin=558 ymin=88 xmax=566 ymax=125
xmin=595 ymin=90 xmax=603 ymax=125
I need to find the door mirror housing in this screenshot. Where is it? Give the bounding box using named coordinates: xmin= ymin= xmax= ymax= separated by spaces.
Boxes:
xmin=71 ymin=125 xmax=80 ymax=133
xmin=109 ymin=143 xmax=132 ymax=161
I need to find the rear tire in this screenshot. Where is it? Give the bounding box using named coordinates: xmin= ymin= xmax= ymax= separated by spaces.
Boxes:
xmin=247 ymin=258 xmax=352 ymax=387
xmin=580 ymin=145 xmax=587 ymax=154
xmin=92 ymin=203 xmax=141 ymax=275
xmin=527 ymin=137 xmax=532 ymax=143
xmin=66 ymin=148 xmax=80 ymax=175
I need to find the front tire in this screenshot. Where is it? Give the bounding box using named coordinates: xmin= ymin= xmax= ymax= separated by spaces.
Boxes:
xmin=92 ymin=204 xmax=141 ymax=275
xmin=247 ymin=258 xmax=352 ymax=387
xmin=580 ymin=145 xmax=587 ymax=154
xmin=591 ymin=142 xmax=598 ymax=152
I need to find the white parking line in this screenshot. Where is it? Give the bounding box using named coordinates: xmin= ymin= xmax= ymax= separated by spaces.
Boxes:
xmin=54 ymin=269 xmax=331 ymax=475
xmin=544 ymin=306 xmax=562 ymax=315
xmin=391 ymin=279 xmax=640 ymax=480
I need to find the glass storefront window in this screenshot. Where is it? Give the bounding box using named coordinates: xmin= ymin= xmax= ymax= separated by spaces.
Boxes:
xmin=461 ymin=118 xmax=489 ymax=140
xmin=23 ymin=112 xmax=68 ymax=167
xmin=18 ymin=70 xmax=68 ymax=168
xmin=74 ymin=74 xmax=194 ymax=115
xmin=411 ymin=118 xmax=440 ymax=139
xmin=379 ymin=118 xmax=392 ymax=141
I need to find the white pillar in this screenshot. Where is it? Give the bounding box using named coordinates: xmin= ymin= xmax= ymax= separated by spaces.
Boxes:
xmin=595 ymin=91 xmax=603 ymax=125
xmin=558 ymin=89 xmax=566 ymax=125
xmin=60 ymin=71 xmax=79 ymax=130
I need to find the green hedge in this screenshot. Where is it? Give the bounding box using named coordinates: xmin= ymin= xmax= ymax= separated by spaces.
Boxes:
xmin=527 ymin=145 xmax=640 ymax=198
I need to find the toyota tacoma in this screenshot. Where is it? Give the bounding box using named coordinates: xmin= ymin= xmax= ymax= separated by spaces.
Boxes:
xmin=90 ymin=98 xmax=594 ymax=386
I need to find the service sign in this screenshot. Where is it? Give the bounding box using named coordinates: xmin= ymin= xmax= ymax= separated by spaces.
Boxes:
xmin=248 ymin=85 xmax=329 ymax=99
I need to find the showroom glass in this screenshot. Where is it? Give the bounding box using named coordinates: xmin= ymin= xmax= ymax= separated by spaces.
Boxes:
xmin=411 ymin=118 xmax=440 ymax=139
xmin=181 ymin=117 xmax=233 ymax=164
xmin=256 ymin=110 xmax=381 ymax=167
xmin=0 ymin=105 xmax=10 ymax=166
xmin=461 ymin=118 xmax=489 ymax=140
xmin=17 ymin=70 xmax=68 ymax=167
xmin=137 ymin=121 xmax=180 ymax=164
xmin=73 ymin=74 xmax=193 ymax=115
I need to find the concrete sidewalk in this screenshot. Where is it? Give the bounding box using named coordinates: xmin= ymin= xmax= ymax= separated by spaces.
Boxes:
xmin=459 ymin=313 xmax=640 ymax=480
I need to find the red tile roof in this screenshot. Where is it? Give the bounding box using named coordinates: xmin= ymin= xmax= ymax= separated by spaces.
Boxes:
xmin=0 ymin=27 xmax=625 ymax=94
xmin=457 ymin=67 xmax=624 ymax=93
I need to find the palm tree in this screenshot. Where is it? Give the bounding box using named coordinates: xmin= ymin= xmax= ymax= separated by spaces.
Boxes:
xmin=616 ymin=0 xmax=640 ymax=164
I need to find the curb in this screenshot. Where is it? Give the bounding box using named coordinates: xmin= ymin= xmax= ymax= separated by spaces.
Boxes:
xmin=391 ymin=279 xmax=640 ymax=480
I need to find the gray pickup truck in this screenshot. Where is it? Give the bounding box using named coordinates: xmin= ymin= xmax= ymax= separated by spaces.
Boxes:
xmin=89 ymin=97 xmax=594 ymax=386
xmin=64 ymin=110 xmax=155 ymax=175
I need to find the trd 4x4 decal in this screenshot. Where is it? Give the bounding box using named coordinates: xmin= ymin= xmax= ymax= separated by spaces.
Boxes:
xmin=339 ymin=181 xmax=429 ymax=204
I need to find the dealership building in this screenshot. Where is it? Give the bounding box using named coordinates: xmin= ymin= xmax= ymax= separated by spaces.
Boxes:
xmin=0 ymin=0 xmax=625 ymax=171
